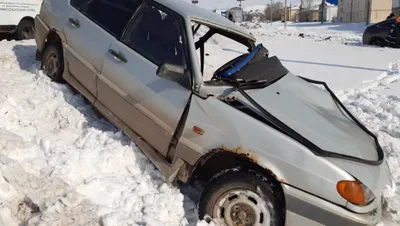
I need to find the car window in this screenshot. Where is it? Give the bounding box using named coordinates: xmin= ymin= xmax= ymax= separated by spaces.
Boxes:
xmin=70 ymin=0 xmax=90 ymax=10
xmin=122 ymin=4 xmax=187 ymax=69
xmin=82 ymin=0 xmax=142 ymax=39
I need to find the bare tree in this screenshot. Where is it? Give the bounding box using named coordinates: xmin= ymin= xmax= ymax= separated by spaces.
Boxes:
xmin=264 ymin=2 xmax=284 ymax=22
xmin=302 ymin=0 xmax=313 ymax=10
xmin=299 ymin=0 xmax=314 ymax=22
xmin=245 ymin=13 xmax=254 ymax=22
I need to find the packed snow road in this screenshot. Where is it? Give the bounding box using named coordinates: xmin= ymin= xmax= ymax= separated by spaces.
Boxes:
xmin=0 ymin=21 xmax=400 ymax=225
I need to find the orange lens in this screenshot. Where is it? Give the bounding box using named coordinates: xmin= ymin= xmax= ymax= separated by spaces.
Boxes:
xmin=336 ymin=181 xmax=365 ymax=205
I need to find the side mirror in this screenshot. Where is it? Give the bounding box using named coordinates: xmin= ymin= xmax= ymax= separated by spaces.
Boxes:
xmin=156 ymin=63 xmax=185 ymax=82
xmin=156 ymin=63 xmax=191 ymax=89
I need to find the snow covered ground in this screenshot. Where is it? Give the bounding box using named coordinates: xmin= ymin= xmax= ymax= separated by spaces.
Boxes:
xmin=0 ymin=21 xmax=400 ymax=225
xmin=261 ymin=21 xmax=366 ymax=43
xmin=0 ymin=41 xmax=203 ymax=226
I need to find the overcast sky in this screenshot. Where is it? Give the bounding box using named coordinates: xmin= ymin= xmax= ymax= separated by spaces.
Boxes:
xmin=182 ymin=0 xmax=302 ymax=10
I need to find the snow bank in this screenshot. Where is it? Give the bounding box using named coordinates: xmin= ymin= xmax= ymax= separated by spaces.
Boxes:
xmin=0 ymin=40 xmax=202 ymax=226
xmin=239 ymin=21 xmax=262 ymax=29
xmin=335 ymin=68 xmax=400 ymax=224
xmin=259 ymin=21 xmax=367 ymax=44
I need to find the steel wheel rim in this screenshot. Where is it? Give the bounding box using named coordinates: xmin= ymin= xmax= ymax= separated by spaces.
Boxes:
xmin=43 ymin=52 xmax=58 ymax=79
xmin=213 ymin=189 xmax=272 ymax=226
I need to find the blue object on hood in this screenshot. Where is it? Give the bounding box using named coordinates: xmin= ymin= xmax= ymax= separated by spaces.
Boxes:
xmin=326 ymin=0 xmax=338 ymax=5
xmin=218 ymin=44 xmax=263 ymax=78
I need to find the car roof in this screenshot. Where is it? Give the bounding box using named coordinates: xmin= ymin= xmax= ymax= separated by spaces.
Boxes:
xmin=153 ymin=0 xmax=256 ymax=42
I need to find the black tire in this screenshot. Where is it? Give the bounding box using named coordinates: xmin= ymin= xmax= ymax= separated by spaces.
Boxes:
xmin=41 ymin=43 xmax=65 ymax=83
xmin=198 ymin=169 xmax=285 ymax=226
xmin=370 ymin=38 xmax=385 ymax=47
xmin=14 ymin=19 xmax=35 ymax=40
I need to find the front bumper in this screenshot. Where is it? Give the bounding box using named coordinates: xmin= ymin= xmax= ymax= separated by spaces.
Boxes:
xmin=283 ymin=184 xmax=382 ymax=226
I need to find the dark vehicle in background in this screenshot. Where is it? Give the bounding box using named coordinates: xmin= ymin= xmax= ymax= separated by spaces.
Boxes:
xmin=363 ymin=19 xmax=395 ymax=46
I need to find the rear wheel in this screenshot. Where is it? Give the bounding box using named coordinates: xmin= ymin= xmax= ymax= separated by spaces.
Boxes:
xmin=14 ymin=19 xmax=35 ymax=40
xmin=41 ymin=43 xmax=65 ymax=83
xmin=370 ymin=38 xmax=385 ymax=47
xmin=198 ymin=169 xmax=285 ymax=226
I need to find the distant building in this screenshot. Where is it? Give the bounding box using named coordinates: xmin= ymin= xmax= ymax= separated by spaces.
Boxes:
xmin=227 ymin=7 xmax=244 ymax=22
xmin=213 ymin=7 xmax=244 ymax=22
xmin=296 ymin=1 xmax=338 ymax=22
xmin=301 ymin=0 xmax=338 ymax=6
xmin=338 ymin=0 xmax=392 ymax=23
xmin=326 ymin=0 xmax=338 ymax=5
xmin=282 ymin=5 xmax=300 ymax=22
xmin=393 ymin=0 xmax=400 ymax=15
xmin=319 ymin=2 xmax=339 ymax=22
xmin=301 ymin=0 xmax=322 ymax=8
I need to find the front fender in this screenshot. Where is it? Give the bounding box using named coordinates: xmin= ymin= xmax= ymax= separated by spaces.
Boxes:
xmin=34 ymin=15 xmax=50 ymax=53
xmin=180 ymin=95 xmax=354 ymax=206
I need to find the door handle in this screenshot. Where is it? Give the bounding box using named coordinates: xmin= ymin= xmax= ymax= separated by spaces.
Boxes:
xmin=108 ymin=49 xmax=128 ymax=63
xmin=69 ymin=18 xmax=80 ymax=28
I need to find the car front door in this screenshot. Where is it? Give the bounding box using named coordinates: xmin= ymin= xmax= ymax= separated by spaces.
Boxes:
xmin=376 ymin=20 xmax=394 ymax=37
xmin=63 ymin=0 xmax=139 ymax=101
xmin=97 ymin=2 xmax=192 ymax=156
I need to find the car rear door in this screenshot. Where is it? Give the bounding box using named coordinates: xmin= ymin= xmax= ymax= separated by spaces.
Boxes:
xmin=63 ymin=0 xmax=134 ymax=101
xmin=97 ymin=2 xmax=192 ymax=156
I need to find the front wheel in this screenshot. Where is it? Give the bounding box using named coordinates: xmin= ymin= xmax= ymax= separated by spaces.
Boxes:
xmin=198 ymin=169 xmax=285 ymax=226
xmin=41 ymin=43 xmax=65 ymax=83
xmin=370 ymin=38 xmax=385 ymax=47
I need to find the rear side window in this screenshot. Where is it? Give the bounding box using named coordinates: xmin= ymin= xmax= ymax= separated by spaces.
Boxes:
xmin=70 ymin=0 xmax=90 ymax=10
xmin=83 ymin=0 xmax=142 ymax=38
xmin=122 ymin=4 xmax=187 ymax=68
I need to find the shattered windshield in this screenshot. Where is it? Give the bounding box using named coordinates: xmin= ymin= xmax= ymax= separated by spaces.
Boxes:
xmin=191 ymin=21 xmax=288 ymax=88
xmin=191 ymin=21 xmax=252 ymax=81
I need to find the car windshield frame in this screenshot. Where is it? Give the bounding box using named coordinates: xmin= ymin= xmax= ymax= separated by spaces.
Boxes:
xmin=190 ymin=19 xmax=256 ymax=79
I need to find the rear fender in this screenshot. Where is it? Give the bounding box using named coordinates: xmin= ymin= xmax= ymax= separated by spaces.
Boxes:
xmin=34 ymin=15 xmax=50 ymax=53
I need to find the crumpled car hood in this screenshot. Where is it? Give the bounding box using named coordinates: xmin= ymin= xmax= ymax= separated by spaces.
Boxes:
xmin=238 ymin=72 xmax=379 ymax=162
xmin=236 ymin=72 xmax=391 ymax=194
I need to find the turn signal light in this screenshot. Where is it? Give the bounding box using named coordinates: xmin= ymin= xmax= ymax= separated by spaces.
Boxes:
xmin=336 ymin=180 xmax=366 ymax=205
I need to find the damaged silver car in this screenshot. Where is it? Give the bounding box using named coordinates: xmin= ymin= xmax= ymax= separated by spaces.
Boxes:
xmin=34 ymin=0 xmax=391 ymax=225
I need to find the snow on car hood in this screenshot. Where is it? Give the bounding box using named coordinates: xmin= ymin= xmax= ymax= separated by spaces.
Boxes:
xmin=239 ymin=72 xmax=379 ymax=162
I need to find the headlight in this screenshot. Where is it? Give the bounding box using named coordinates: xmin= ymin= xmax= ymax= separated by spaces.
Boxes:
xmin=336 ymin=180 xmax=375 ymax=205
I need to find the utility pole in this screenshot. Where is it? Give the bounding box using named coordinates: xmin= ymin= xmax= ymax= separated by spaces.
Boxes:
xmin=284 ymin=0 xmax=287 ymax=29
xmin=321 ymin=0 xmax=325 ymax=24
xmin=350 ymin=0 xmax=354 ymax=22
xmin=237 ymin=0 xmax=244 ymax=21
xmin=270 ymin=0 xmax=273 ymax=24
xmin=366 ymin=0 xmax=371 ymax=25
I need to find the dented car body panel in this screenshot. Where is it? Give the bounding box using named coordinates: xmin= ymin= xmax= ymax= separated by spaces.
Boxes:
xmin=34 ymin=0 xmax=391 ymax=225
